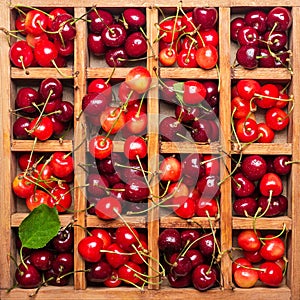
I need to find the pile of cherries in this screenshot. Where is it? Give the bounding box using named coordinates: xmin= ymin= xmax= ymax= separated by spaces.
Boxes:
xmin=158 ymin=153 xmax=220 ymax=219
xmin=12 ymin=151 xmax=74 ymax=213
xmin=233 ymin=229 xmax=286 ymax=288
xmin=87 ymin=8 xmax=147 ymax=67
xmin=10 ymin=7 xmax=76 ymax=68
xmin=158 ymin=228 xmax=220 ymax=291
xmin=232 ymin=154 xmax=290 ymax=217
xmin=15 ymin=226 xmax=74 ymax=289
xmin=78 ymin=226 xmax=149 ymax=288
xmin=231 ymin=7 xmax=292 ymax=69
xmin=158 ymin=7 xmax=218 ymax=69
xmin=13 ymin=78 xmax=74 ymax=141
xmin=160 ymin=79 xmax=219 ymax=143
xmin=231 ymin=79 xmax=291 ymax=144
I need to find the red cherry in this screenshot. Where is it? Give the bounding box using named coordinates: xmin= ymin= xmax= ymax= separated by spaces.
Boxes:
xmin=124 ymin=135 xmax=147 ymax=160
xmin=159 ymin=48 xmax=177 ymax=67
xmin=255 ymin=84 xmax=278 ymax=109
xmin=159 ymin=156 xmax=181 ymax=182
xmin=125 ymin=66 xmax=151 ymax=94
xmin=9 ymin=41 xmax=34 ymax=68
xmin=177 ymin=49 xmax=198 ymax=68
xmin=115 ymin=226 xmax=139 ymax=252
xmin=24 ymin=9 xmax=48 ymax=36
xmin=259 ymin=261 xmax=283 ymax=287
xmin=50 ymin=182 xmax=72 ymax=213
xmin=89 ymin=135 xmax=113 ymax=160
xmin=105 ymin=243 xmax=129 ymax=269
xmin=257 ymin=123 xmax=275 ymax=143
xmin=195 ymin=197 xmax=218 ymax=217
xmin=28 ymin=116 xmax=54 ymax=141
xmin=237 ymin=230 xmax=261 ymax=252
xmin=183 ymin=80 xmax=207 ymax=105
xmin=12 ymin=173 xmax=35 ymax=199
xmin=78 ymin=236 xmax=103 ymax=263
xmin=234 ymin=267 xmax=259 ymax=288
xmin=195 ymin=45 xmax=218 ymax=69
xmin=237 ymin=79 xmax=261 ymax=101
xmin=49 ymin=152 xmax=74 ymax=179
xmin=259 ymin=172 xmax=283 ymax=197
xmin=231 ymin=96 xmax=256 ymax=119
xmin=265 ymin=107 xmax=289 ymax=131
xmin=26 ymin=190 xmax=52 ymax=211
xmin=259 ymin=235 xmax=285 ymax=261
xmin=173 ymin=196 xmax=196 ymax=219
xmin=232 ymin=257 xmax=252 ymax=274
xmin=90 ymin=228 xmax=112 ymax=250
xmin=235 ymin=117 xmax=258 ymax=143
xmin=87 ymin=78 xmax=112 ymax=99
xmin=95 ymin=196 xmax=122 ymax=220
xmin=34 ymin=40 xmax=58 ymax=67
xmin=100 ymin=106 xmax=126 ymax=135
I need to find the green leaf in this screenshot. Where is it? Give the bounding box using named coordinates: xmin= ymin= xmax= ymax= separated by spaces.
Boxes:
xmin=173 ymin=82 xmax=184 ymax=104
xmin=19 ymin=204 xmax=61 ymax=249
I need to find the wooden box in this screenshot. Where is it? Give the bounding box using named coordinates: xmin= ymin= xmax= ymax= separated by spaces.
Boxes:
xmin=1 ymin=1 xmax=300 ymax=299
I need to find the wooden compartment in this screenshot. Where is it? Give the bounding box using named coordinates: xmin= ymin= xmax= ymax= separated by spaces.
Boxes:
xmin=1 ymin=1 xmax=300 ymax=299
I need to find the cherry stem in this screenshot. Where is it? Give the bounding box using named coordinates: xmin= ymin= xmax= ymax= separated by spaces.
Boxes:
xmin=13 ymin=5 xmax=52 ymax=17
xmin=230 ymin=107 xmax=242 ymax=150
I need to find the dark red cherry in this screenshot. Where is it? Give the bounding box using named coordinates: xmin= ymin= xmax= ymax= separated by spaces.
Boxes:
xmin=241 ymin=155 xmax=267 ymax=181
xmin=159 ymin=116 xmax=186 ymax=142
xmin=258 ymin=194 xmax=288 ymax=216
xmin=158 ymin=228 xmax=182 ymax=253
xmin=232 ymin=172 xmax=256 ymax=197
xmin=13 ymin=117 xmax=31 ymax=139
xmin=88 ymin=33 xmax=107 ymax=56
xmin=105 ymin=47 xmax=128 ymax=67
xmin=236 ymin=45 xmax=259 ymax=69
xmin=29 ymin=249 xmax=54 ymax=271
xmin=230 ymin=17 xmax=245 ymax=42
xmin=15 ymin=263 xmax=42 ymax=289
xmin=82 ymin=92 xmax=110 ymax=116
xmin=123 ymin=8 xmax=146 ymax=30
xmin=233 ymin=197 xmax=258 ymax=217
xmin=191 ymin=119 xmax=212 ymax=143
xmin=52 ymin=252 xmax=74 ymax=275
xmin=263 ymin=31 xmax=287 ymax=52
xmin=15 ymin=87 xmax=42 ymax=114
xmin=39 ymin=78 xmax=63 ymax=101
xmin=51 ymin=13 xmax=76 ymax=41
xmin=101 ymin=24 xmax=127 ymax=48
xmin=237 ymin=26 xmax=259 ymax=46
xmin=266 ymin=7 xmax=292 ymax=32
xmin=54 ymin=101 xmax=74 ymax=123
xmin=193 ymin=7 xmax=218 ymax=29
xmin=175 ymin=105 xmax=200 ymax=124
xmin=272 ymin=155 xmax=291 ymax=176
xmin=9 ymin=40 xmax=34 ymax=68
xmin=124 ymin=32 xmax=147 ymax=58
xmin=181 ymin=229 xmax=201 ymax=249
xmin=245 ymin=10 xmax=267 ymax=34
xmin=86 ymin=260 xmax=113 ymax=283
xmin=88 ymin=9 xmax=114 ymax=34
xmin=124 ymin=178 xmax=150 ymax=202
xmin=52 ymin=227 xmax=74 ymax=253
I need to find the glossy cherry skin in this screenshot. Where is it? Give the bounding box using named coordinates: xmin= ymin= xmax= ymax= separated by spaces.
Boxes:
xmin=177 ymin=49 xmax=198 ymax=68
xmin=34 ymin=40 xmax=58 ymax=67
xmin=101 ymin=24 xmax=127 ymax=48
xmin=195 ymin=197 xmax=218 ymax=217
xmin=237 ymin=230 xmax=261 ymax=252
xmin=237 ymin=26 xmax=259 ymax=46
xmin=172 ymin=196 xmax=196 ymax=219
xmin=198 ymin=233 xmax=218 ymax=257
xmin=273 ymin=155 xmax=291 ymax=175
xmin=159 ymin=156 xmax=182 ymax=182
xmin=52 ymin=227 xmax=74 ymax=253
xmin=167 ymin=272 xmax=192 ymax=288
xmin=234 ymin=267 xmax=259 ymax=288
xmin=236 ymin=45 xmax=259 ymax=69
xmin=235 ymin=117 xmax=258 ymax=143
xmin=257 ymin=122 xmax=275 ymax=143
xmin=15 ymin=263 xmax=42 ymax=289
xmin=25 ymin=9 xmax=48 ymax=36
xmin=95 ymin=196 xmax=122 ymax=220
xmin=51 ymin=13 xmax=76 ymax=41
xmin=232 ymin=172 xmax=256 ymax=197
xmin=49 ymin=151 xmax=74 ymax=179
xmin=158 ymin=228 xmax=182 ymax=253
xmin=88 ymin=9 xmax=114 ymax=34
xmin=15 ymin=87 xmax=42 ymax=114
xmin=125 ymin=178 xmax=150 ymax=202
xmin=259 ymin=234 xmax=285 ymax=261
xmin=258 ymin=194 xmax=288 ymax=216
xmin=259 ymin=261 xmax=283 ymax=287
xmin=123 ymin=8 xmax=146 ymax=30
xmin=169 ymin=254 xmax=192 ymax=277
xmin=82 ymin=92 xmax=110 ymax=116
xmin=192 ymin=264 xmax=217 ymax=291
xmin=266 ymin=7 xmax=292 ymax=31
xmin=196 ymin=45 xmax=218 ymax=69
xmin=87 ymin=78 xmax=112 ymax=98
xmin=28 ymin=116 xmax=54 ymax=141
xmin=54 ymin=101 xmax=73 ymax=123
xmin=259 ymin=172 xmax=283 ymax=197
xmin=86 ymin=260 xmax=113 ymax=283
xmin=9 ymin=41 xmax=34 ymax=68
xmin=88 ymin=33 xmax=107 ymax=56
xmin=159 ymin=48 xmax=177 ymax=67
xmin=125 ymin=66 xmax=151 ymax=94
xmin=105 ymin=47 xmax=128 ymax=67
xmin=39 ymin=78 xmax=63 ymax=101
xmin=124 ymin=32 xmax=147 ymax=58
xmin=232 ymin=257 xmax=253 ymax=274
xmin=123 ymin=135 xmax=147 ymax=160
xmin=52 ymin=252 xmax=74 ymax=275
xmin=115 ymin=226 xmax=139 ymax=252
xmin=193 ymin=7 xmax=218 ymax=29
xmin=245 ymin=10 xmax=267 ymax=34
xmin=175 ymin=105 xmax=200 ymax=124
xmin=255 ymin=83 xmax=278 ymax=109
xmin=78 ymin=235 xmax=103 ymax=263
xmin=105 ymin=243 xmax=130 ymax=269
xmin=237 ymin=79 xmax=260 ymax=101
xmin=180 ymin=229 xmax=201 ymax=249
xmin=233 ymin=197 xmax=258 ymax=217
xmin=91 ymin=228 xmax=112 ymax=250
xmin=265 ymin=107 xmax=289 ymax=131
xmin=191 ymin=119 xmax=212 ymax=143
xmin=241 ymin=155 xmax=267 ymax=181
xmin=89 ymin=135 xmax=113 ymax=160
xmin=230 ymin=17 xmax=245 ymax=42
xmin=159 ymin=116 xmax=186 ymax=142
xmin=183 ymin=80 xmax=207 ymax=105
xmin=29 ymin=249 xmax=54 ymax=271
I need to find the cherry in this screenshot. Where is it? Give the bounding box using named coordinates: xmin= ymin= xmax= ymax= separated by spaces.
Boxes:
xmin=232 ymin=257 xmax=252 ymax=274
xmin=87 ymin=173 xmax=109 ymax=198
xmin=95 ymin=196 xmax=122 ymax=220
xmin=159 ymin=48 xmax=177 ymax=67
xmin=195 ymin=197 xmax=218 ymax=217
xmin=50 ymin=182 xmax=72 ymax=213
xmin=104 ymin=269 xmax=122 ymax=287
xmin=258 ymin=194 xmax=288 ymax=216
xmin=180 ymin=229 xmax=201 ymax=249
xmin=167 ymin=272 xmax=192 ymax=288
xmin=198 ymin=233 xmax=219 ymax=257
xmin=47 ymin=8 xmax=68 ymax=29
xmin=159 ymin=156 xmax=181 ymax=182
xmin=170 ymin=254 xmax=192 ymax=277
xmin=238 ymin=230 xmax=261 ymax=252
xmin=124 ymin=32 xmax=147 ymax=58
xmin=28 ymin=249 xmax=54 ymax=272
xmin=15 ymin=263 xmax=42 ymax=289
xmin=158 ymin=228 xmax=182 ymax=253
xmin=236 ymin=45 xmax=259 ymax=69
xmin=257 ymin=122 xmax=275 ymax=143
xmin=123 ymin=135 xmax=147 ymax=160
xmin=234 ymin=267 xmax=259 ymax=288
xmin=259 ymin=261 xmax=283 ymax=287
xmin=115 ymin=226 xmax=140 ymax=252
xmin=192 ymin=264 xmax=217 ymax=291
xmin=15 ymin=87 xmax=42 ymax=114
xmin=193 ymin=7 xmax=218 ymax=29
xmin=118 ymin=261 xmax=142 ymax=285
xmin=237 ymin=79 xmax=261 ymax=101
xmin=177 ymin=49 xmax=198 ymax=68
xmin=28 ymin=116 xmax=54 ymax=141
xmin=241 ymin=155 xmax=267 ymax=181
xmin=182 ymin=153 xmax=206 ymax=183
xmin=185 ymin=249 xmax=205 ymax=269
xmin=259 ymin=234 xmax=285 ymax=261
xmin=265 ymin=107 xmax=289 ymax=131
xmin=272 ymin=155 xmax=291 ymax=175
xmin=255 ymin=83 xmax=278 ymax=109
xmin=197 ymin=175 xmax=220 ymax=198
xmin=13 ymin=117 xmax=31 ymax=139
xmin=100 ymin=106 xmax=126 ymax=135
xmin=78 ymin=235 xmax=103 ymax=263
xmin=191 ymin=119 xmax=212 ymax=143
xmin=88 ymin=9 xmax=114 ymax=34
xmin=89 ymin=135 xmax=113 ymax=160
xmin=230 ymin=17 xmax=246 ymax=42
xmin=124 ymin=110 xmax=147 ymax=136
xmin=44 ymin=268 xmax=69 ymax=286
xmin=105 ymin=243 xmax=129 ymax=269
xmin=243 ymin=249 xmax=263 ymax=264
xmin=24 ymin=9 xmax=48 ymax=36
xmin=123 ymin=8 xmax=146 ymax=30
xmin=263 ymin=31 xmax=287 ymax=52
xmin=125 ymin=66 xmax=151 ymax=94
xmin=105 ymin=47 xmax=128 ymax=67
xmin=91 ymin=228 xmax=112 ymax=250
xmin=54 ymin=101 xmax=73 ymax=123
xmin=175 ymin=105 xmax=200 ymax=124
xmin=18 ymin=152 xmax=38 ymax=171
xmin=237 ymin=26 xmax=259 ymax=46
xmin=51 ymin=13 xmax=76 ymax=41
xmin=245 ymin=10 xmax=267 ymax=34
xmin=235 ymin=117 xmax=258 ymax=143
xmin=102 ymin=24 xmax=127 ymax=48
xmin=259 ymin=172 xmax=283 ymax=197
xmin=34 ymin=40 xmax=58 ymax=67
xmin=87 ymin=260 xmax=113 ymax=283
xmin=39 ymin=78 xmax=63 ymax=101
xmin=125 ymin=178 xmax=149 ymax=202
xmin=159 ymin=19 xmax=180 ymax=44
xmin=49 ymin=151 xmax=74 ymax=179
xmin=172 ymin=196 xmax=195 ymax=219
xmin=232 ymin=172 xmax=256 ymax=198
xmin=266 ymin=7 xmax=292 ymax=32
xmin=32 ymin=163 xmax=56 ymax=190
xmin=9 ymin=40 xmax=34 ymax=68
xmin=88 ymin=33 xmax=107 ymax=56
xmin=196 ymin=45 xmax=218 ymax=69
xmin=233 ymin=197 xmax=258 ymax=217
xmin=182 ymin=80 xmax=207 ymax=105
xmin=87 ymin=78 xmax=112 ymax=98
xmin=52 ymin=252 xmax=74 ymax=275
xmin=82 ymin=92 xmax=110 ymax=116
xmin=159 ymin=116 xmax=186 ymax=142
